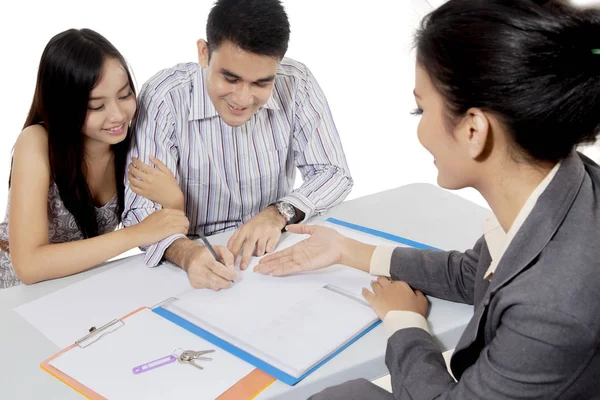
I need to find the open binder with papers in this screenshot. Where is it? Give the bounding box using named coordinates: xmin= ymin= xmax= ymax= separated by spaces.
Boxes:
xmin=154 ymin=218 xmax=436 ymax=385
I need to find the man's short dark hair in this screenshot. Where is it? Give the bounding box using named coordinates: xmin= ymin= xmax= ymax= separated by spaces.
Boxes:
xmin=207 ymin=0 xmax=290 ymax=59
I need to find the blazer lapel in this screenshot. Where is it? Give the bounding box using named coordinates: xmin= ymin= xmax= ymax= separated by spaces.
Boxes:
xmin=450 ymin=152 xmax=586 ymax=379
xmin=488 ymin=152 xmax=585 ymax=295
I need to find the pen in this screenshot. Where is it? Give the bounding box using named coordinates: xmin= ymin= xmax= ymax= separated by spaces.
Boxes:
xmin=197 ymin=230 xmax=235 ymax=283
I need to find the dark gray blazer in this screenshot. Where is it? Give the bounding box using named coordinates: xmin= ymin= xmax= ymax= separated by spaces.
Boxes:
xmin=311 ymin=151 xmax=600 ymax=400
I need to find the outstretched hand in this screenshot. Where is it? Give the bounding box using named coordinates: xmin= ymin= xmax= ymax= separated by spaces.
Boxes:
xmin=254 ymin=224 xmax=344 ymax=276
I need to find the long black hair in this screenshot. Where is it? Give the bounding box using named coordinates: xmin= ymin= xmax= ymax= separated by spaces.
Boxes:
xmin=21 ymin=28 xmax=135 ymax=238
xmin=415 ymin=0 xmax=600 ymax=162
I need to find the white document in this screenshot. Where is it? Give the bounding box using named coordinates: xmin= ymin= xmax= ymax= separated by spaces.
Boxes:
xmin=15 ymin=255 xmax=192 ymax=348
xmin=167 ymin=221 xmax=405 ymax=378
xmin=49 ymin=308 xmax=255 ymax=400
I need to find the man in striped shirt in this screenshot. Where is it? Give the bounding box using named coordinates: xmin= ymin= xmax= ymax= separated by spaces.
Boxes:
xmin=123 ymin=0 xmax=352 ymax=290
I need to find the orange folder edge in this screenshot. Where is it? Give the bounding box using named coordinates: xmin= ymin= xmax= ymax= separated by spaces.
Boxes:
xmin=40 ymin=306 xmax=276 ymax=400
xmin=217 ymin=368 xmax=276 ymax=400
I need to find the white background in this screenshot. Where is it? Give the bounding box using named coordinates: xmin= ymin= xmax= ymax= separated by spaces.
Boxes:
xmin=1 ymin=0 xmax=598 ymax=218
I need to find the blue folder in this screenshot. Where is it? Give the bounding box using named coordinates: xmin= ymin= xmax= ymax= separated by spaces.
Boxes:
xmin=153 ymin=218 xmax=435 ymax=385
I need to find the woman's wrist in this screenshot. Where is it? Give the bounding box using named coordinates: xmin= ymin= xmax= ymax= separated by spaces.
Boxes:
xmin=340 ymin=236 xmax=376 ymax=273
xmin=122 ymin=224 xmax=143 ymax=248
xmin=167 ymin=193 xmax=185 ymax=211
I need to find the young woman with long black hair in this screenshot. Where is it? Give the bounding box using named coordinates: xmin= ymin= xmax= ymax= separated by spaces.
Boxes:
xmin=0 ymin=29 xmax=189 ymax=288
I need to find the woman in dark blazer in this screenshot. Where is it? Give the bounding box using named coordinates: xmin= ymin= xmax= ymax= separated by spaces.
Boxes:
xmin=255 ymin=0 xmax=600 ymax=398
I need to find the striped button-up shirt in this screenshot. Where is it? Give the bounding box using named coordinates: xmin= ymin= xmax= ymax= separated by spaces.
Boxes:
xmin=123 ymin=59 xmax=353 ymax=267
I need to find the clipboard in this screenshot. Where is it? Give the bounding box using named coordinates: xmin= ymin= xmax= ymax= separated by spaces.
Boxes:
xmin=41 ymin=307 xmax=275 ymax=400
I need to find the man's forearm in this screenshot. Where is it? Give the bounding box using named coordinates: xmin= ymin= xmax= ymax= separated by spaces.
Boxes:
xmin=164 ymin=238 xmax=199 ymax=272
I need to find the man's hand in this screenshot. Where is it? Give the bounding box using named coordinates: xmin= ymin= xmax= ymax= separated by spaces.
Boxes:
xmin=227 ymin=206 xmax=286 ymax=270
xmin=166 ymin=238 xmax=237 ymax=290
xmin=362 ymin=277 xmax=429 ymax=320
xmin=185 ymin=244 xmax=237 ymax=290
xmin=184 ymin=245 xmax=237 ymax=290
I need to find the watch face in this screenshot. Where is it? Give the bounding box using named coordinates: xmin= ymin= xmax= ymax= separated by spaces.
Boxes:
xmin=278 ymin=202 xmax=295 ymax=221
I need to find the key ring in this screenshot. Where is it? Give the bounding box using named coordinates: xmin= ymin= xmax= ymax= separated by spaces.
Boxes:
xmin=172 ymin=348 xmax=185 ymax=358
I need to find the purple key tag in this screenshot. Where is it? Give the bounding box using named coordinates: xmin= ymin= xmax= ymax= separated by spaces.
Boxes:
xmin=132 ymin=354 xmax=177 ymax=375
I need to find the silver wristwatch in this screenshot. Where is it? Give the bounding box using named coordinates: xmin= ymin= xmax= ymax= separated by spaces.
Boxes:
xmin=275 ymin=201 xmax=297 ymax=225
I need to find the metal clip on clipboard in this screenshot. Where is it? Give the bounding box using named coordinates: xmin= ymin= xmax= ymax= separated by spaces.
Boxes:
xmin=73 ymin=298 xmax=182 ymax=349
xmin=75 ymin=318 xmax=125 ymax=348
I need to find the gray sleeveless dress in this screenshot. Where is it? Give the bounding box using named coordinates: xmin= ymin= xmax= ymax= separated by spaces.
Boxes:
xmin=0 ymin=183 xmax=119 ymax=289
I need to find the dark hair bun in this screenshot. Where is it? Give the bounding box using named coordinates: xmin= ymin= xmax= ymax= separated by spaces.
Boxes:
xmin=415 ymin=0 xmax=600 ymax=162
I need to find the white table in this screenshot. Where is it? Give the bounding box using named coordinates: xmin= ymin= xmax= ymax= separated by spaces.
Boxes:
xmin=0 ymin=183 xmax=489 ymax=399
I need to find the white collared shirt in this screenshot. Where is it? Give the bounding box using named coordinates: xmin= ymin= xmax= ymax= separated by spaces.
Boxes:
xmin=482 ymin=162 xmax=560 ymax=280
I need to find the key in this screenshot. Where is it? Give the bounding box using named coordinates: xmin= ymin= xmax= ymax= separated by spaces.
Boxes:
xmin=191 ymin=349 xmax=215 ymax=362
xmin=178 ymin=351 xmax=204 ymax=370
xmin=177 ymin=349 xmax=215 ymax=370
xmin=180 ymin=350 xmax=198 ymax=361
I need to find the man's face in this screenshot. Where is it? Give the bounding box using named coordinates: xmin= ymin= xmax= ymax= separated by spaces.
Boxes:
xmin=204 ymin=40 xmax=279 ymax=127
